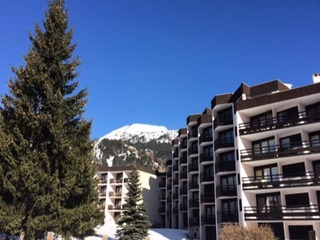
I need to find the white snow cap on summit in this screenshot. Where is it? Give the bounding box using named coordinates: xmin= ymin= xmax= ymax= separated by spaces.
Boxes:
xmin=99 ymin=123 xmax=177 ymax=143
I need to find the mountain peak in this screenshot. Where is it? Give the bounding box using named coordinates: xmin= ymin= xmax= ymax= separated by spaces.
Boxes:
xmin=99 ymin=123 xmax=178 ymax=143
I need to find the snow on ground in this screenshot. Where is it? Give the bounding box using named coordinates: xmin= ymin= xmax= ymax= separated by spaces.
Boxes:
xmin=87 ymin=225 xmax=188 ymax=240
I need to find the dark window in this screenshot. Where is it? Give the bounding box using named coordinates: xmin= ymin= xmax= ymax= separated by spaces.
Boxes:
xmin=219 ymin=151 xmax=235 ymax=161
xmin=289 ymin=225 xmax=313 ymax=240
xmin=282 ymin=162 xmax=305 ymax=178
xmin=191 ymin=126 xmax=198 ymax=138
xmin=203 ymin=127 xmax=213 ymax=139
xmin=221 ymin=174 xmax=236 ymax=189
xmin=277 ymin=106 xmax=298 ymax=123
xmin=219 ymin=128 xmax=234 ymax=142
xmin=285 ymin=193 xmax=309 ymax=207
xmin=205 ymin=205 xmax=215 ymax=215
xmin=279 ymin=134 xmax=302 ymax=149
xmin=306 ymin=102 xmax=320 ymax=120
xmin=218 ymin=107 xmax=233 ymax=122
xmin=204 ymin=145 xmax=213 ymax=158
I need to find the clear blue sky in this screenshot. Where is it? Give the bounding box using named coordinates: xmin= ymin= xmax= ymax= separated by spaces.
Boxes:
xmin=0 ymin=0 xmax=319 ymax=139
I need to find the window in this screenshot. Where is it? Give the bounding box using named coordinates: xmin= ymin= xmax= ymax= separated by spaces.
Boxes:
xmin=221 ymin=174 xmax=237 ymax=191
xmin=306 ymin=101 xmax=320 ymax=121
xmin=191 ymin=125 xmax=198 ymax=138
xmin=257 ymin=192 xmax=281 ymax=213
xmin=254 ymin=164 xmax=278 ymax=182
xmin=221 ymin=199 xmax=238 ymax=222
xmin=218 ymin=107 xmax=233 ymax=122
xmin=205 ymin=205 xmax=215 ymax=216
xmin=310 ymin=131 xmax=320 ymax=146
xmin=285 ymin=193 xmax=309 ymax=208
xmin=252 ymin=137 xmax=276 ymax=154
xmin=203 ymin=127 xmax=213 ymax=140
xmin=289 ymin=225 xmax=313 ymax=240
xmin=277 ymin=107 xmax=298 ymax=123
xmin=282 ymin=162 xmax=305 ymax=178
xmin=279 ymin=134 xmax=302 ymax=153
xmin=115 ymin=186 xmax=122 ymax=195
xmin=250 ymin=111 xmax=273 ymax=128
xmin=219 ymin=151 xmax=235 ymax=162
xmin=203 ymin=145 xmax=213 ymax=158
xmin=219 ymin=129 xmax=234 ymax=143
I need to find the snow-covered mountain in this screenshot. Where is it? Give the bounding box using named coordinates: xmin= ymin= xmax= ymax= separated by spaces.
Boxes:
xmin=99 ymin=123 xmax=177 ymax=143
xmin=93 ymin=124 xmax=178 ymax=172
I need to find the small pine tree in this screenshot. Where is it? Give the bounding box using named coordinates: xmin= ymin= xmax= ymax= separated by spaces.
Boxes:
xmin=0 ymin=0 xmax=103 ymax=239
xmin=116 ymin=169 xmax=151 ymax=240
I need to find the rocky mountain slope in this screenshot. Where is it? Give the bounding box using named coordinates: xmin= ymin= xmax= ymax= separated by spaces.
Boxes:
xmin=93 ymin=124 xmax=178 ymax=172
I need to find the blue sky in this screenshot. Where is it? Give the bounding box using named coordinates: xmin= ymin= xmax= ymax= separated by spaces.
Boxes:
xmin=0 ymin=0 xmax=319 ymax=139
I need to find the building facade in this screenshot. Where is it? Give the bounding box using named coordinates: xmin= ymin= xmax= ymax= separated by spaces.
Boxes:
xmin=96 ymin=165 xmax=160 ymax=227
xmin=164 ymin=77 xmax=320 ymax=240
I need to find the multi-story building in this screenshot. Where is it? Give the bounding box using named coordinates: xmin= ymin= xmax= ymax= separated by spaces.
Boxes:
xmin=96 ymin=165 xmax=160 ymax=227
xmin=165 ymin=76 xmax=320 ymax=240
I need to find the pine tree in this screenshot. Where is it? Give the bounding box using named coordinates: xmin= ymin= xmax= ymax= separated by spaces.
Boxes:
xmin=116 ymin=169 xmax=151 ymax=240
xmin=0 ymin=0 xmax=103 ymax=239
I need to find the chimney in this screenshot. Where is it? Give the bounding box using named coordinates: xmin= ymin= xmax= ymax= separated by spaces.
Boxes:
xmin=313 ymin=73 xmax=320 ymax=83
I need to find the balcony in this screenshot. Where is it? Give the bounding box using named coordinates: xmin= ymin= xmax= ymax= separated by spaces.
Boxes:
xmin=173 ymin=179 xmax=179 ymax=185
xmin=188 ymin=163 xmax=199 ymax=172
xmin=180 ymin=187 xmax=187 ymax=195
xmin=218 ymin=211 xmax=239 ymax=223
xmin=159 ymin=181 xmax=166 ymax=188
xmin=200 ymin=172 xmax=214 ymax=183
xmin=180 ymin=203 xmax=188 ymax=211
xmin=180 ymin=156 xmax=187 ymax=164
xmin=188 ymin=147 xmax=198 ymax=155
xmin=159 ymin=194 xmax=166 ymax=201
xmin=189 ymin=199 xmax=199 ymax=208
xmin=180 ymin=171 xmax=187 ymax=180
xmin=199 ymin=134 xmax=213 ymax=144
xmin=173 ymin=151 xmax=179 ymax=158
xmin=167 ymin=171 xmax=172 ymax=178
xmin=244 ymin=205 xmax=320 ymax=221
xmin=239 ymin=111 xmax=320 ymax=135
xmin=108 ymin=205 xmax=122 ymax=210
xmin=180 ymin=142 xmax=188 ymax=150
xmin=166 ymin=160 xmax=172 ymax=166
xmin=109 ymin=192 xmax=122 ymax=197
xmin=189 ymin=218 xmax=200 ymax=227
xmin=240 ymin=140 xmax=320 ymax=162
xmin=214 ymin=117 xmax=233 ymax=129
xmin=158 ymin=206 xmax=166 ymax=214
xmin=109 ymin=179 xmax=123 ymax=184
xmin=201 ymin=215 xmax=216 ymax=225
xmin=173 ymin=207 xmax=179 ymax=214
xmin=201 ymin=192 xmax=215 ymax=203
xmin=167 ymin=184 xmax=172 ymax=190
xmin=215 ymin=160 xmax=235 ymax=173
xmin=216 ymin=185 xmax=237 ymax=197
xmin=173 ymin=164 xmax=179 ymax=172
xmin=173 ymin=193 xmax=179 ymax=200
xmin=214 ymin=137 xmax=234 ymax=150
xmin=242 ymin=172 xmax=320 ymax=190
xmin=189 ymin=181 xmax=199 ymax=190
xmin=200 ymin=154 xmax=213 ymax=163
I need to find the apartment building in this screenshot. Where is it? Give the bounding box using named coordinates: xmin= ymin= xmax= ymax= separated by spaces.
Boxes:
xmin=164 ymin=76 xmax=320 ymax=240
xmin=96 ymin=165 xmax=160 ymax=227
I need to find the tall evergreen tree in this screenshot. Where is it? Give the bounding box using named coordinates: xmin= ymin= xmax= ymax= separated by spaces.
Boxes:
xmin=0 ymin=0 xmax=103 ymax=239
xmin=116 ymin=169 xmax=151 ymax=240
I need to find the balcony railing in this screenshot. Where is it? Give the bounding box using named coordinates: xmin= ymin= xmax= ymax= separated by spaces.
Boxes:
xmin=218 ymin=211 xmax=239 ymax=223
xmin=159 ymin=194 xmax=166 ymax=201
xmin=199 ymin=134 xmax=213 ymax=144
xmin=109 ymin=179 xmax=123 ymax=184
xmin=242 ymin=172 xmax=320 ymax=190
xmin=109 ymin=192 xmax=122 ymax=197
xmin=159 ymin=182 xmax=166 ymax=188
xmin=180 ymin=143 xmax=188 ymax=150
xmin=201 ymin=215 xmax=216 ymax=225
xmin=173 ymin=152 xmax=179 ymax=158
xmin=201 ymin=192 xmax=215 ymax=203
xmin=214 ymin=137 xmax=234 ymax=150
xmin=108 ymin=205 xmax=122 ymax=210
xmin=189 ymin=218 xmax=200 ymax=227
xmin=200 ymin=172 xmax=214 ymax=183
xmin=216 ymin=185 xmax=237 ymax=197
xmin=214 ymin=117 xmax=233 ymax=129
xmin=244 ymin=205 xmax=320 ymax=220
xmin=240 ymin=140 xmax=320 ymax=162
xmin=173 ymin=179 xmax=179 ymax=185
xmin=239 ymin=111 xmax=320 ymax=135
xmin=215 ymin=160 xmax=235 ymax=173
xmin=200 ymin=154 xmax=213 ymax=163
xmin=173 ymin=164 xmax=179 ymax=172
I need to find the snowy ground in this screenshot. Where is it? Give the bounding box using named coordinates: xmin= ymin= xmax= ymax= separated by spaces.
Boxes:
xmin=87 ymin=225 xmax=188 ymax=240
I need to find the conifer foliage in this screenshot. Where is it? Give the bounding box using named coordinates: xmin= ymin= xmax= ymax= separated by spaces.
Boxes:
xmin=0 ymin=0 xmax=103 ymax=239
xmin=116 ymin=169 xmax=151 ymax=240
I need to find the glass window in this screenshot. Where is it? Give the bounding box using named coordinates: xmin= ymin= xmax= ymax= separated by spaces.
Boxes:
xmin=253 ymin=137 xmax=275 ymax=154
